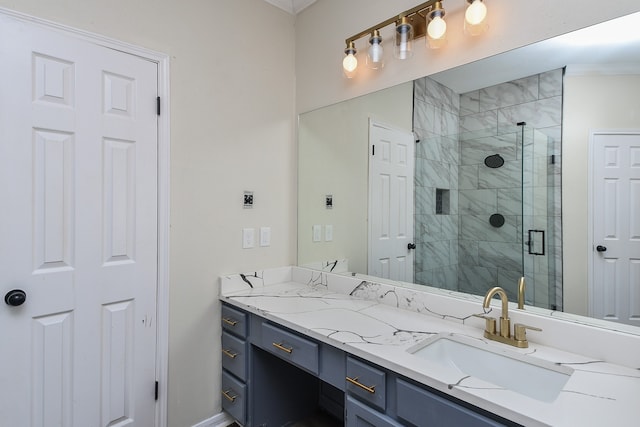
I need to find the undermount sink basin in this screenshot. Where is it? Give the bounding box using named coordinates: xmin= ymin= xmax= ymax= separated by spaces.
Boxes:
xmin=408 ymin=335 xmax=573 ymax=402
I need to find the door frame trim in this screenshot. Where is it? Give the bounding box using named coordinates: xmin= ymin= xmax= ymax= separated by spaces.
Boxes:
xmin=0 ymin=7 xmax=171 ymax=427
xmin=587 ymin=129 xmax=640 ymax=318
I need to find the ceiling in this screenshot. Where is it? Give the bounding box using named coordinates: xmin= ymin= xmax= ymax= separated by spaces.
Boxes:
xmin=431 ymin=11 xmax=640 ymax=93
xmin=263 ymin=0 xmax=316 ymax=15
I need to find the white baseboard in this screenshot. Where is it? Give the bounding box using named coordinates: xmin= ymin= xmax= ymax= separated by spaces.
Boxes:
xmin=192 ymin=411 xmax=234 ymax=427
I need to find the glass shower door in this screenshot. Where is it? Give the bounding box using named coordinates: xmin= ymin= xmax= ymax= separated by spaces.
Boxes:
xmin=520 ymin=125 xmax=562 ymax=310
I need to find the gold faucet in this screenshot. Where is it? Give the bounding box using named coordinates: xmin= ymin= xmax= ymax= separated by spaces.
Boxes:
xmin=476 ymin=286 xmax=541 ymax=348
xmin=517 ymin=277 xmax=526 ymax=309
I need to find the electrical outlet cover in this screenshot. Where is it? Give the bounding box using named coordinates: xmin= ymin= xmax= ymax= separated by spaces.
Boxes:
xmin=242 ymin=228 xmax=255 ymax=248
xmin=260 ymin=227 xmax=271 ymax=247
xmin=312 ymin=225 xmax=322 ymax=242
xmin=325 ymin=225 xmax=333 ymax=242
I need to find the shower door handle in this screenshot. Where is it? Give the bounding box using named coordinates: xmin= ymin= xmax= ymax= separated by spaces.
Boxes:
xmin=527 ymin=230 xmax=545 ymax=255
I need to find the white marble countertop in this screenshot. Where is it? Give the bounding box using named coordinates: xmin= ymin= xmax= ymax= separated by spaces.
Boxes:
xmin=220 ymin=267 xmax=640 ymax=427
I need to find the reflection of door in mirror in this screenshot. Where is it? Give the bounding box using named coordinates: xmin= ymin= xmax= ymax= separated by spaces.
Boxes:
xmin=412 ymin=71 xmax=563 ymax=310
xmin=591 ymin=131 xmax=640 ymax=327
xmin=297 ymin=83 xmax=414 ymax=274
xmin=368 ymin=121 xmax=415 ymax=282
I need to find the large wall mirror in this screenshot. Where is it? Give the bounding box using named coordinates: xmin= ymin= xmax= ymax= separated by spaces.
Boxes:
xmin=298 ymin=11 xmax=640 ymax=334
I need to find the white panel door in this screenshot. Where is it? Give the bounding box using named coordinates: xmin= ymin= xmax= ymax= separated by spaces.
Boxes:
xmin=368 ymin=121 xmax=415 ymax=282
xmin=0 ymin=15 xmax=158 ymax=426
xmin=591 ymin=131 xmax=640 ymax=326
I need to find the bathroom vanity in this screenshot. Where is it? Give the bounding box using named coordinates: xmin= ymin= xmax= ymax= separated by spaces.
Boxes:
xmin=219 ymin=267 xmax=640 ymax=426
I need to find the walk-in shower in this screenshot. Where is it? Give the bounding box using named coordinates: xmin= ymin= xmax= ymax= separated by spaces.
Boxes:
xmin=413 ymin=70 xmax=563 ymax=310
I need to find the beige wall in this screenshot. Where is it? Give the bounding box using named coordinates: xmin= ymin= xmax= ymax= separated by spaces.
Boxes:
xmin=0 ymin=1 xmax=296 ymax=426
xmin=563 ymin=73 xmax=640 ymax=315
xmin=298 ymin=83 xmax=413 ymax=274
xmin=295 ymin=0 xmax=640 ymax=113
xmin=3 ymin=0 xmax=640 ymax=426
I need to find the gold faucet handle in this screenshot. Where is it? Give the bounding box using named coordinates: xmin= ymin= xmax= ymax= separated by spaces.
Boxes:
xmin=514 ymin=323 xmax=542 ymax=341
xmin=473 ymin=314 xmax=497 ymax=334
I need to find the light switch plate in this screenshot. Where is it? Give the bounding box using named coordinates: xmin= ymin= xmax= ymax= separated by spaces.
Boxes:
xmin=260 ymin=227 xmax=271 ymax=247
xmin=312 ymin=225 xmax=322 ymax=242
xmin=325 ymin=224 xmax=333 ymax=242
xmin=242 ymin=228 xmax=255 ymax=248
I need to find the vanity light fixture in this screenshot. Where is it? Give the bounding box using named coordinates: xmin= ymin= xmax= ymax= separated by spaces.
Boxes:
xmin=342 ymin=0 xmax=489 ymax=78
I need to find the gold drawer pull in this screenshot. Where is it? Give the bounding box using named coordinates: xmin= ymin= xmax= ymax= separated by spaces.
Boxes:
xmin=222 ymin=317 xmax=238 ymax=326
xmin=222 ymin=389 xmax=238 ymax=402
xmin=272 ymin=342 xmax=293 ymax=354
xmin=346 ymin=376 xmax=376 ymax=394
xmin=222 ymin=349 xmax=238 ymax=359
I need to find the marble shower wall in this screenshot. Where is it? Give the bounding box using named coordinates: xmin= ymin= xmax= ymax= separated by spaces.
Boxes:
xmin=413 ymin=70 xmax=563 ymax=309
xmin=413 ymin=77 xmax=460 ymax=290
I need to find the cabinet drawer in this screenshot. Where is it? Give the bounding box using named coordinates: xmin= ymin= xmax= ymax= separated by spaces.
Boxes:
xmin=221 ymin=331 xmax=247 ymax=381
xmin=345 ymin=396 xmax=403 ymax=427
xmin=346 ymin=357 xmax=386 ymax=412
xmin=261 ymin=322 xmax=319 ymax=375
xmin=221 ymin=304 xmax=248 ymax=338
xmin=221 ymin=370 xmax=246 ymax=425
xmin=397 ymin=378 xmax=505 ymax=427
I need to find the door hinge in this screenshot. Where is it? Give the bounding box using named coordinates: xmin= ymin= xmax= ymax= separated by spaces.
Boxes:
xmin=372 ymin=145 xmax=375 ymax=156
xmin=156 ymin=97 xmax=161 ymax=116
xmin=155 ymin=381 xmax=159 ymax=401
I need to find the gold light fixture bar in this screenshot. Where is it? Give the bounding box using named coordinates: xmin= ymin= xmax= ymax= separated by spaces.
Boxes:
xmin=345 ymin=0 xmax=441 ymax=45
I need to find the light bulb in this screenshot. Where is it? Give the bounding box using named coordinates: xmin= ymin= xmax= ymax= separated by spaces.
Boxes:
xmin=343 ymin=53 xmax=357 ymax=78
xmin=342 ymin=41 xmax=358 ymax=78
xmin=428 ymin=15 xmax=447 ymax=40
xmin=465 ymin=0 xmax=487 ymax=26
xmin=367 ymin=30 xmax=384 ymax=69
xmin=394 ymin=17 xmax=414 ymax=60
xmin=465 ymin=0 xmax=488 ymax=36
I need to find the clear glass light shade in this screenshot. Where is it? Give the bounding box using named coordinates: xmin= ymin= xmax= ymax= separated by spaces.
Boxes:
xmin=394 ymin=18 xmax=414 ymax=60
xmin=465 ymin=0 xmax=488 ymax=36
xmin=343 ymin=52 xmax=358 ymax=78
xmin=427 ymin=14 xmax=447 ymax=49
xmin=366 ymin=32 xmax=384 ymax=69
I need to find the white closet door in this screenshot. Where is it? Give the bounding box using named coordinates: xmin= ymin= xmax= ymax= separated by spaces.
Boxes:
xmin=0 ymin=14 xmax=159 ymax=426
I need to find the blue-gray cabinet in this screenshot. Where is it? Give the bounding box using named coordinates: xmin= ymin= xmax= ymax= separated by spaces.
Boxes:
xmin=346 ymin=396 xmax=403 ymax=427
xmin=220 ymin=305 xmax=249 ymax=424
xmin=396 ymin=378 xmax=505 ymax=426
xmin=220 ymin=302 xmax=519 ymax=427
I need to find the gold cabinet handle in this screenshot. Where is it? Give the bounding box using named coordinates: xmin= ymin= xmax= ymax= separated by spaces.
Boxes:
xmin=221 ymin=389 xmax=238 ymax=402
xmin=222 ymin=317 xmax=238 ymax=326
xmin=272 ymin=342 xmax=293 ymax=354
xmin=346 ymin=376 xmax=376 ymax=394
xmin=222 ymin=349 xmax=238 ymax=359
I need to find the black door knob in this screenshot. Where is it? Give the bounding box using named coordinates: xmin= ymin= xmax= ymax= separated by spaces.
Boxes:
xmin=596 ymin=245 xmax=607 ymax=252
xmin=407 ymin=243 xmax=416 ymax=250
xmin=4 ymin=289 xmax=26 ymax=307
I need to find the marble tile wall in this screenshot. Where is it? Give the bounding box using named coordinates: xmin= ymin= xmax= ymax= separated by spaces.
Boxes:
xmin=458 ymin=69 xmax=563 ymax=309
xmin=413 ymin=70 xmax=563 ymax=310
xmin=413 ymin=77 xmax=460 ymax=290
